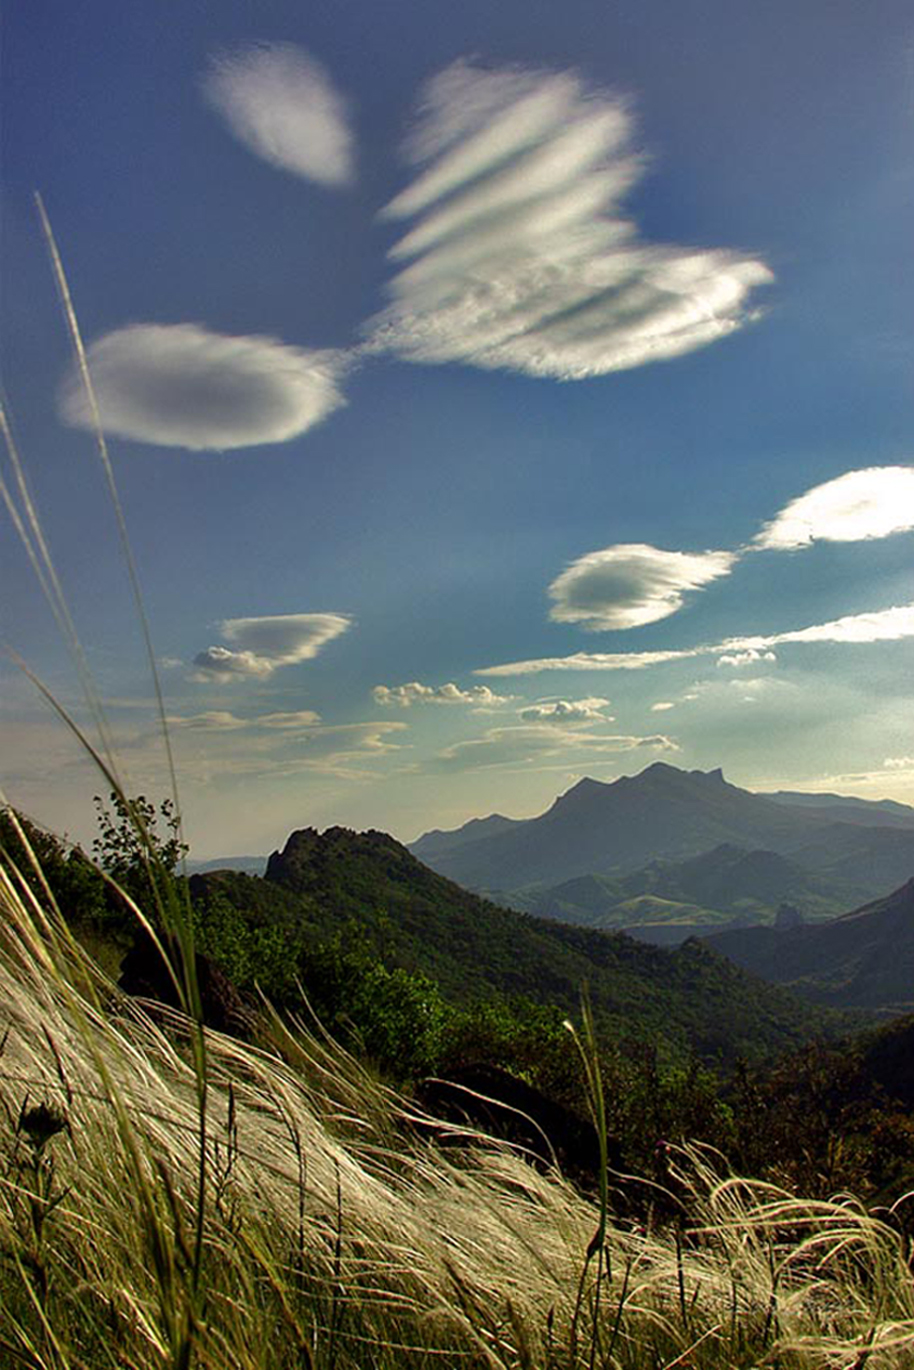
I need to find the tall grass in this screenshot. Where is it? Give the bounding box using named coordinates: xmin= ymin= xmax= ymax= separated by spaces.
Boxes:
xmin=3 ymin=208 xmax=914 ymax=1368
xmin=3 ymin=841 xmax=914 ymax=1368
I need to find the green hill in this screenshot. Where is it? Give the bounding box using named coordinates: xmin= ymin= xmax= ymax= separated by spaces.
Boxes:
xmin=191 ymin=824 xmax=844 ymax=1068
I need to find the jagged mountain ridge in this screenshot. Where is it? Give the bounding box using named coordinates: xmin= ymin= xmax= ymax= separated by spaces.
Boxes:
xmin=410 ymin=763 xmax=914 ymax=898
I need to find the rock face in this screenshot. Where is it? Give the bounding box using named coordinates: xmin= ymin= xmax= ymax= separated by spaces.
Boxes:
xmin=414 ymin=1063 xmax=605 ymax=1181
xmin=119 ymin=931 xmax=250 ymax=1036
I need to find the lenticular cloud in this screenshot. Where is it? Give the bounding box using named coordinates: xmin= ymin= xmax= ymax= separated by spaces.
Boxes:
xmin=192 ymin=613 xmax=351 ymax=682
xmin=549 ymin=544 xmax=737 ymax=630
xmin=203 ymin=43 xmax=354 ymax=186
xmin=364 ymin=59 xmax=772 ymax=380
xmin=754 ymin=466 xmax=914 ymax=549
xmin=59 ymin=324 xmax=347 ymax=450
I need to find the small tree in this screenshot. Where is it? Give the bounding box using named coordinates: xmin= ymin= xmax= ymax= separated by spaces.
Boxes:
xmin=93 ymin=792 xmax=187 ymax=914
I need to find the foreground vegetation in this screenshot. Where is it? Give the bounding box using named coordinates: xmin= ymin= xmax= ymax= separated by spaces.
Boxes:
xmin=2 ymin=819 xmax=914 ymax=1370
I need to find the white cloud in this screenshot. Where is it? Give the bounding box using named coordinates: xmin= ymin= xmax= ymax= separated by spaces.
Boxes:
xmin=60 ymin=325 xmax=347 ymax=451
xmin=884 ymin=757 xmax=914 ymax=771
xmin=755 ymin=466 xmax=914 ymax=550
xmin=372 ymin=681 xmax=512 ymax=707
xmin=548 ymin=543 xmax=736 ymax=631
xmin=192 ymin=613 xmax=351 ymax=682
xmin=651 ymin=701 xmax=675 ymax=712
xmin=203 ymin=43 xmax=354 ymax=185
xmin=479 ymin=648 xmax=698 ymax=676
xmin=477 ymin=600 xmax=914 ymax=675
xmin=716 ymin=649 xmax=777 ymax=668
xmin=428 ymin=723 xmax=676 ymax=771
xmin=518 ymin=697 xmax=613 ymax=724
xmin=364 ymin=59 xmax=772 ymax=380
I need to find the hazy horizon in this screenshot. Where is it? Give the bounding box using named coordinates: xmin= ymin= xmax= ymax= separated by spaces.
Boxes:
xmin=2 ymin=0 xmax=912 ymax=859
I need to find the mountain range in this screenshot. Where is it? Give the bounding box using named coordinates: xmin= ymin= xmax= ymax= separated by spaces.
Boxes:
xmin=410 ymin=764 xmax=914 ymax=936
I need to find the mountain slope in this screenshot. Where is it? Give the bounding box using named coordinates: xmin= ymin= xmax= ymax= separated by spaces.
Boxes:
xmin=703 ymin=879 xmax=914 ymax=1013
xmin=236 ymin=824 xmax=842 ymax=1066
xmin=765 ymin=792 xmax=914 ymax=827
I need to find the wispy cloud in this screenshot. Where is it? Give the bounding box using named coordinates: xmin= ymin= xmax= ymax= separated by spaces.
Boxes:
xmin=548 ymin=544 xmax=736 ymax=631
xmin=518 ymin=696 xmax=613 ymax=724
xmin=428 ymin=722 xmax=677 ymax=771
xmin=60 ymin=325 xmax=347 ymax=451
xmin=754 ymin=466 xmax=914 ymax=550
xmin=126 ymin=713 xmax=407 ymax=783
xmin=203 ymin=42 xmax=354 ymax=186
xmin=166 ymin=709 xmax=322 ymax=730
xmin=477 ymin=600 xmax=914 ymax=676
xmin=372 ymin=681 xmax=513 ymax=707
xmin=192 ymin=613 xmax=351 ymax=682
xmin=363 ymin=59 xmax=772 ymax=380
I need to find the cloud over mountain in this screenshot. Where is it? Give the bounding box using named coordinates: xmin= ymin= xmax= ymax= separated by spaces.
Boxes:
xmin=203 ymin=42 xmax=354 ymax=185
xmin=59 ymin=325 xmax=347 ymax=450
xmin=548 ymin=543 xmax=736 ymax=630
xmin=755 ymin=466 xmax=914 ymax=550
xmin=364 ymin=59 xmax=772 ymax=380
xmin=192 ymin=613 xmax=351 ymax=681
xmin=428 ymin=723 xmax=677 ymax=771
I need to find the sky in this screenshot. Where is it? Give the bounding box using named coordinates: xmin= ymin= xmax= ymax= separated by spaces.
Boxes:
xmin=1 ymin=0 xmax=913 ymax=859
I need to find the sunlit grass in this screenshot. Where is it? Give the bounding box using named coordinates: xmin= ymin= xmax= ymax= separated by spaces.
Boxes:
xmin=2 ymin=849 xmax=914 ymax=1368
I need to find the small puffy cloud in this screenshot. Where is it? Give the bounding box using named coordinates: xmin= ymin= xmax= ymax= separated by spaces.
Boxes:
xmin=364 ymin=59 xmax=771 ymax=381
xmin=548 ymin=543 xmax=736 ymax=630
xmin=373 ymin=681 xmax=512 ymax=707
xmin=192 ymin=613 xmax=351 ymax=682
xmin=885 ymin=757 xmax=914 ymax=770
xmin=754 ymin=466 xmax=914 ymax=550
xmin=716 ymin=649 xmax=777 ymax=668
xmin=518 ymin=697 xmax=613 ymax=724
xmin=203 ymin=43 xmax=354 ymax=185
xmin=477 ymin=600 xmax=914 ymax=675
xmin=651 ymin=701 xmax=675 ymax=712
xmin=60 ymin=324 xmax=347 ymax=451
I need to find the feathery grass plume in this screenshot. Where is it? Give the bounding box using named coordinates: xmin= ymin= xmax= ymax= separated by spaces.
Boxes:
xmin=3 ymin=863 xmax=914 ymax=1366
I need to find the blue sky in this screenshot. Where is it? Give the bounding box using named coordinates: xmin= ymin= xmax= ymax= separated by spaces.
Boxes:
xmin=2 ymin=0 xmax=913 ymax=858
